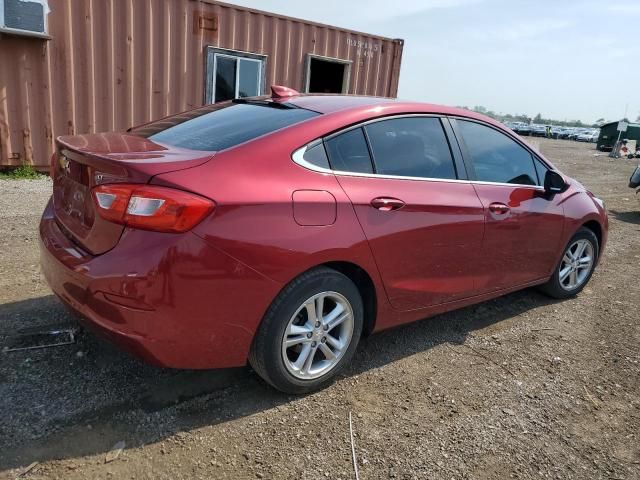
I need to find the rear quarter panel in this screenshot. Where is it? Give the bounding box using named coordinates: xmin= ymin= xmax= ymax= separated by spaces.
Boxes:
xmin=151 ymin=124 xmax=399 ymax=331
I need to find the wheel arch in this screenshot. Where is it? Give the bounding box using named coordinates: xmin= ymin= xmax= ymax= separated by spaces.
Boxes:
xmin=256 ymin=260 xmax=380 ymax=340
xmin=322 ymin=261 xmax=378 ymax=337
xmin=582 ymin=219 xmax=602 ymax=250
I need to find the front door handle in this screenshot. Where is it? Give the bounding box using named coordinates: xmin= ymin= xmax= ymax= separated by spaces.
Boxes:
xmin=371 ymin=197 xmax=405 ymax=211
xmin=488 ymin=202 xmax=510 ymax=215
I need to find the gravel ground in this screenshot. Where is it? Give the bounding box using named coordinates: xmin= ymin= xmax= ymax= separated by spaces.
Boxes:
xmin=1 ymin=138 xmax=639 ymax=480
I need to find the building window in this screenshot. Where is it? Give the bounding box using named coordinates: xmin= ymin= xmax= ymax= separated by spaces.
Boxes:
xmin=205 ymin=47 xmax=266 ymax=104
xmin=304 ymin=54 xmax=351 ymax=94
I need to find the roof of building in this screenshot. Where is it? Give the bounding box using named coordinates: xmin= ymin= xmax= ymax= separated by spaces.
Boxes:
xmin=212 ymin=1 xmax=403 ymax=43
xmin=600 ymin=120 xmax=640 ymax=129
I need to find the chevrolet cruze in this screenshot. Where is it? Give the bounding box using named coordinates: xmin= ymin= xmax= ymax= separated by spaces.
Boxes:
xmin=40 ymin=86 xmax=608 ymax=393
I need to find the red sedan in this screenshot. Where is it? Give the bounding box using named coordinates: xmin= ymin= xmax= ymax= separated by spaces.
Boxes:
xmin=40 ymin=86 xmax=608 ymax=393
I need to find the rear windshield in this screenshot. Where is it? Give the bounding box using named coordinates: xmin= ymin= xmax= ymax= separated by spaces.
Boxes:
xmin=140 ymin=103 xmax=319 ymax=151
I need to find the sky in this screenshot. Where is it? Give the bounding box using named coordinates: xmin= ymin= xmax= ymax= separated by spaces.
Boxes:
xmin=230 ymin=0 xmax=640 ymax=124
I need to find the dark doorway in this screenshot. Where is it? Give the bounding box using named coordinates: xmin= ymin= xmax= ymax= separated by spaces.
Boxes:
xmin=307 ymin=57 xmax=349 ymax=93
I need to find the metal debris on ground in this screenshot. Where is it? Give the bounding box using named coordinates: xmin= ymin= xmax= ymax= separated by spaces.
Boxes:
xmin=16 ymin=461 xmax=38 ymax=478
xmin=105 ymin=440 xmax=126 ymax=463
xmin=583 ymin=386 xmax=600 ymax=409
xmin=2 ymin=328 xmax=78 ymax=353
xmin=348 ymin=412 xmax=360 ymax=480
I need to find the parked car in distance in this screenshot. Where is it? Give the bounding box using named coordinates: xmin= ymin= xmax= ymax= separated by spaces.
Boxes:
xmin=552 ymin=127 xmax=573 ymax=139
xmin=568 ymin=129 xmax=589 ymax=140
xmin=512 ymin=122 xmax=531 ymax=136
xmin=557 ymin=128 xmax=576 ymax=140
xmin=40 ymin=86 xmax=609 ymax=393
xmin=550 ymin=127 xmax=563 ymax=139
xmin=577 ymin=130 xmax=599 ymax=143
xmin=530 ymin=124 xmax=547 ymax=137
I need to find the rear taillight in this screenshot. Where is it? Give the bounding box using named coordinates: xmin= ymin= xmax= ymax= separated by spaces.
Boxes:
xmin=92 ymin=184 xmax=214 ymax=233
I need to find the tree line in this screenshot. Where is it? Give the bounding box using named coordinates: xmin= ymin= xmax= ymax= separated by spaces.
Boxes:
xmin=457 ymin=106 xmax=640 ymax=128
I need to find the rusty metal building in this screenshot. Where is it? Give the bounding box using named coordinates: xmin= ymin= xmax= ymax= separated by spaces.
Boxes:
xmin=0 ymin=0 xmax=404 ymax=170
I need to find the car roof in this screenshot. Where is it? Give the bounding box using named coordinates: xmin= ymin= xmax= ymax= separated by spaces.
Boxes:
xmin=281 ymin=94 xmax=503 ymax=126
xmin=284 ymin=94 xmax=397 ymax=113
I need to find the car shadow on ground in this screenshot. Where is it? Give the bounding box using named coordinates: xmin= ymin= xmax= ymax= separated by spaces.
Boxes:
xmin=609 ymin=209 xmax=640 ymax=225
xmin=0 ymin=288 xmax=560 ymax=472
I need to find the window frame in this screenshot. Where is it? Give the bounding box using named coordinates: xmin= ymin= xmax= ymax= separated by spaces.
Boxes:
xmin=532 ymin=154 xmax=550 ymax=186
xmin=0 ymin=0 xmax=51 ymax=39
xmin=449 ymin=116 xmax=551 ymax=190
xmin=292 ymin=114 xmax=469 ymax=184
xmin=205 ymin=47 xmax=267 ymax=104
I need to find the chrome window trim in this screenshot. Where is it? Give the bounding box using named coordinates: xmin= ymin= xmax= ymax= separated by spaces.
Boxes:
xmin=323 ymin=113 xmax=443 ymax=142
xmin=292 ymin=144 xmax=544 ymax=190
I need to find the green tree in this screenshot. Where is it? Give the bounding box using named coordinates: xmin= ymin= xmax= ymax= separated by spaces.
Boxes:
xmin=534 ymin=113 xmax=542 ymax=123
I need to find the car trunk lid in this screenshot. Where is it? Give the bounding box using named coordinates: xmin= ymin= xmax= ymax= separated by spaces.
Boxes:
xmin=52 ymin=133 xmax=214 ymax=255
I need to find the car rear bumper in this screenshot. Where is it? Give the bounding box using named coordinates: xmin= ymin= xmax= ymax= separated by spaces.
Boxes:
xmin=39 ymin=198 xmax=280 ymax=369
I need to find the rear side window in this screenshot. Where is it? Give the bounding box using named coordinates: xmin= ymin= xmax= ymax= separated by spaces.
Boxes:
xmin=457 ymin=120 xmax=538 ymax=186
xmin=143 ymin=103 xmax=319 ymax=151
xmin=302 ymin=142 xmax=330 ymax=169
xmin=324 ymin=128 xmax=374 ymax=174
xmin=364 ymin=117 xmax=457 ymax=179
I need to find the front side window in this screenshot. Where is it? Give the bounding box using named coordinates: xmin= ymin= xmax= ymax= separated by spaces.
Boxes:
xmin=533 ymin=157 xmax=549 ymax=185
xmin=324 ymin=128 xmax=374 ymax=174
xmin=457 ymin=120 xmax=538 ymax=186
xmin=364 ymin=117 xmax=457 ymax=179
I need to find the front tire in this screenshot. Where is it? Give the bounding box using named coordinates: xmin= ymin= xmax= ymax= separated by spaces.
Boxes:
xmin=539 ymin=227 xmax=599 ymax=299
xmin=249 ymin=267 xmax=363 ymax=394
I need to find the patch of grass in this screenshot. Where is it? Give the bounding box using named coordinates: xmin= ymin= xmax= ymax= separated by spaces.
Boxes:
xmin=0 ymin=164 xmax=44 ymax=180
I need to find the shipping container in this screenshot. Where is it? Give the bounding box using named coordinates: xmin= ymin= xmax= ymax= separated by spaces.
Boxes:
xmin=597 ymin=121 xmax=640 ymax=151
xmin=0 ymin=0 xmax=404 ymax=170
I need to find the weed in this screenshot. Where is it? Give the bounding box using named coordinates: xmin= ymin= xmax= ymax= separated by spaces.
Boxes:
xmin=0 ymin=164 xmax=44 ymax=180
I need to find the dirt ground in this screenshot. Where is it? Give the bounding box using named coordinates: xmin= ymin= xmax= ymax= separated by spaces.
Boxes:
xmin=1 ymin=138 xmax=639 ymax=480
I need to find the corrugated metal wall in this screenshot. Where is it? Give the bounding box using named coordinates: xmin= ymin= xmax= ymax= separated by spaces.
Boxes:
xmin=0 ymin=0 xmax=403 ymax=169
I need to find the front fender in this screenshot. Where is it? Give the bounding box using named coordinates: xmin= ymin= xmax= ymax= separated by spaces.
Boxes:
xmin=555 ymin=188 xmax=608 ymax=266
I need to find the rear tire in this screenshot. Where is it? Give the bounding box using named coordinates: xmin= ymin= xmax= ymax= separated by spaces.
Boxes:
xmin=249 ymin=267 xmax=363 ymax=394
xmin=539 ymin=227 xmax=599 ymax=299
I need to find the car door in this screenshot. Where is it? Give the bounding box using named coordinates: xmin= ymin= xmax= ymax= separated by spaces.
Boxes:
xmin=325 ymin=116 xmax=485 ymax=311
xmin=452 ymin=118 xmax=565 ymax=292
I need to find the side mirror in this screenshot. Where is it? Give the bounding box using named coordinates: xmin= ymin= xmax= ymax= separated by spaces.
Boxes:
xmin=544 ymin=170 xmax=567 ymax=194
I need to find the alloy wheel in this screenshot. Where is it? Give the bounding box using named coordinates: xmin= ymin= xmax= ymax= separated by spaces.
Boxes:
xmin=281 ymin=291 xmax=354 ymax=380
xmin=559 ymin=239 xmax=594 ymax=291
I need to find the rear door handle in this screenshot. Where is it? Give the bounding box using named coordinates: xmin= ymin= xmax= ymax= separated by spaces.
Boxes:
xmin=488 ymin=202 xmax=510 ymax=215
xmin=371 ymin=197 xmax=405 ymax=211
